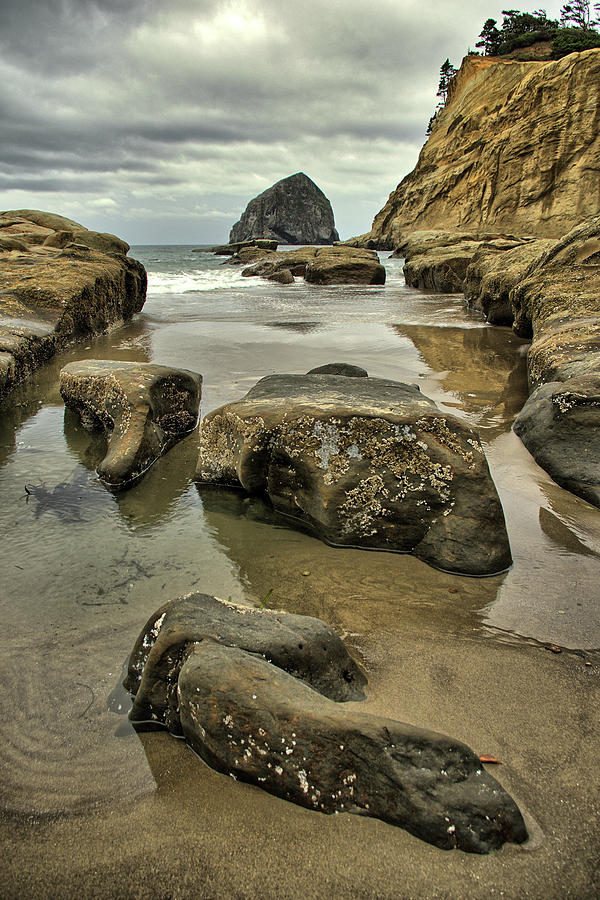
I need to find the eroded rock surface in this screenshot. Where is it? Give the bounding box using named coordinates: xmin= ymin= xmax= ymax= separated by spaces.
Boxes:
xmin=510 ymin=216 xmax=600 ymax=504
xmin=60 ymin=360 xmax=201 ymax=488
xmin=230 ymin=173 xmax=339 ymax=245
xmin=400 ymin=231 xmax=530 ymax=296
xmin=195 ymin=370 xmax=511 ymax=575
xmin=464 ymin=239 xmax=554 ymax=325
xmin=178 ymin=642 xmax=528 ymax=853
xmin=359 ymin=50 xmax=600 ymax=247
xmin=125 ymin=593 xmax=366 ymax=732
xmin=0 ymin=209 xmax=147 ymax=400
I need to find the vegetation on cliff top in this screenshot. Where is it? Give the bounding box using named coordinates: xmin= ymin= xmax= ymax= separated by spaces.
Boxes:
xmin=476 ymin=3 xmax=600 ymax=59
xmin=427 ymin=3 xmax=599 ymax=133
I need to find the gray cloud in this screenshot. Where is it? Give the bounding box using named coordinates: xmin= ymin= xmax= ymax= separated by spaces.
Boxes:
xmin=0 ymin=0 xmax=567 ymax=242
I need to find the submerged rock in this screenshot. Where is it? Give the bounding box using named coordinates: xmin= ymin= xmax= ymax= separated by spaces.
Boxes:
xmin=195 ymin=370 xmax=511 ymax=575
xmin=178 ymin=642 xmax=528 ymax=853
xmin=60 ymin=360 xmax=201 ymax=488
xmin=230 ymin=173 xmax=339 ymax=245
xmin=125 ymin=592 xmax=366 ymax=732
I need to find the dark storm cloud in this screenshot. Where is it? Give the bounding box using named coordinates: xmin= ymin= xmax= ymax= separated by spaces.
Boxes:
xmin=0 ymin=0 xmax=566 ymax=241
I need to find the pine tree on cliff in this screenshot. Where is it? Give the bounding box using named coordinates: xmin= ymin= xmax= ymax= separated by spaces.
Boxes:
xmin=560 ymin=0 xmax=599 ymax=28
xmin=437 ymin=59 xmax=458 ymax=103
xmin=476 ymin=18 xmax=502 ymax=53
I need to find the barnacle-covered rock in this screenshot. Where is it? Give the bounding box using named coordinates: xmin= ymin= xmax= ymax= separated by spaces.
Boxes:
xmin=195 ymin=370 xmax=511 ymax=575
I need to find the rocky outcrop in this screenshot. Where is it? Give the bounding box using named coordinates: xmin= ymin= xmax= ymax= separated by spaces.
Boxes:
xmin=230 ymin=173 xmax=339 ymax=245
xmin=125 ymin=593 xmax=366 ymax=731
xmin=401 ymin=233 xmax=528 ymax=295
xmin=195 ymin=368 xmax=511 ymax=576
xmin=464 ymin=239 xmax=554 ymax=325
xmin=126 ymin=594 xmax=528 ymax=853
xmin=511 ymin=216 xmax=600 ymax=504
xmin=60 ymin=361 xmax=201 ymax=488
xmin=240 ymin=245 xmax=386 ymax=286
xmin=360 ymin=50 xmax=600 ymax=247
xmin=207 ymin=239 xmax=279 ymax=256
xmin=0 ymin=210 xmax=147 ymax=401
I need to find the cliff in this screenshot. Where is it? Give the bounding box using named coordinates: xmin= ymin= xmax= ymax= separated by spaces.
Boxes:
xmin=0 ymin=210 xmax=147 ymax=400
xmin=363 ymin=49 xmax=600 ymax=247
xmin=230 ymin=173 xmax=339 ymax=245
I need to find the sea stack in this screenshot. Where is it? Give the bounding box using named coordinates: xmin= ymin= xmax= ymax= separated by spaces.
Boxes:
xmin=229 ymin=172 xmax=339 ymax=245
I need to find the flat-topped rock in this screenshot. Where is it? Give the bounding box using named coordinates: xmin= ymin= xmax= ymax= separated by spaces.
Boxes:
xmin=230 ymin=173 xmax=339 ymax=245
xmin=196 ymin=369 xmax=511 ymax=575
xmin=400 ymin=231 xmax=530 ymax=295
xmin=60 ymin=360 xmax=201 ymax=488
xmin=464 ymin=239 xmax=554 ymax=325
xmin=240 ymin=245 xmax=385 ymax=286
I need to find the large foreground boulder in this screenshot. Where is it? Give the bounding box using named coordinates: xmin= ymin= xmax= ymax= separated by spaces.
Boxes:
xmin=60 ymin=360 xmax=201 ymax=488
xmin=0 ymin=210 xmax=147 ymax=400
xmin=230 ymin=173 xmax=339 ymax=245
xmin=178 ymin=642 xmax=527 ymax=853
xmin=125 ymin=593 xmax=366 ymax=732
xmin=125 ymin=594 xmax=528 ymax=853
xmin=195 ymin=368 xmax=511 ymax=575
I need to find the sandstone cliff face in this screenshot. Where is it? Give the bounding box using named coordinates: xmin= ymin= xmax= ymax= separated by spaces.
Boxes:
xmin=230 ymin=172 xmax=339 ymax=245
xmin=365 ymin=49 xmax=600 ymax=247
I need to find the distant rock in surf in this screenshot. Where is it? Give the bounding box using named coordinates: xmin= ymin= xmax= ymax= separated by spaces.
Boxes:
xmin=229 ymin=173 xmax=339 ymax=245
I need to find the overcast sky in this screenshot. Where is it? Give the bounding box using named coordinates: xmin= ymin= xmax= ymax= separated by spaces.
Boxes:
xmin=0 ymin=0 xmax=566 ymax=244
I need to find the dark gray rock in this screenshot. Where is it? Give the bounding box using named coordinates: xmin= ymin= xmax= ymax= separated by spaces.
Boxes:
xmin=196 ymin=372 xmax=511 ymax=575
xmin=307 ymin=363 xmax=368 ymax=377
xmin=513 ymin=376 xmax=600 ymax=507
xmin=208 ymin=239 xmax=279 ymax=256
xmin=230 ymin=173 xmax=339 ymax=245
xmin=60 ymin=360 xmax=201 ymax=488
xmin=177 ymin=642 xmax=528 ymax=853
xmin=125 ymin=593 xmax=367 ymax=733
xmin=267 ymin=267 xmax=294 ymax=284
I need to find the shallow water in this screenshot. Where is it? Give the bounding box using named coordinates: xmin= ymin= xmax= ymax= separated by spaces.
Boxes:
xmin=1 ymin=247 xmax=598 ymax=829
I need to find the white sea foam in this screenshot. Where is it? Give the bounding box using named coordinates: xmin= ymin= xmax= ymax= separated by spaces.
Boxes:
xmin=148 ymin=267 xmax=247 ymax=295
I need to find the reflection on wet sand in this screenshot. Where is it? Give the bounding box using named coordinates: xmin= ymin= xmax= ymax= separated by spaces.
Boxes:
xmin=63 ymin=409 xmax=200 ymax=531
xmin=197 ymin=487 xmax=506 ymax=656
xmin=0 ymin=319 xmax=153 ymax=469
xmin=263 ymin=321 xmax=321 ymax=333
xmin=395 ymin=324 xmax=529 ymax=435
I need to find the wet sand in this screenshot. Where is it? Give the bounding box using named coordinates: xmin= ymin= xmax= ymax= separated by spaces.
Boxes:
xmin=1 ymin=256 xmax=599 ymax=898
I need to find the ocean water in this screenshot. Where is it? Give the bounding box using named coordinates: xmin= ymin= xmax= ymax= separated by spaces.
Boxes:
xmin=0 ymin=244 xmax=599 ymax=821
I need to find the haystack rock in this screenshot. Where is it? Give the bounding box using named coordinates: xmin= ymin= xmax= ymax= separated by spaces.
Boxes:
xmin=230 ymin=173 xmax=339 ymax=245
